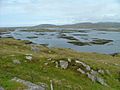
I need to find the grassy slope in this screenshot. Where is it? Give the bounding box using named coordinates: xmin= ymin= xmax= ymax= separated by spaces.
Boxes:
xmin=0 ymin=38 xmax=120 ymax=90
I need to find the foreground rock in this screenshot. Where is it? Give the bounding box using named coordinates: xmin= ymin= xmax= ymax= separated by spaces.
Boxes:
xmin=0 ymin=87 xmax=4 ymax=90
xmin=98 ymin=69 xmax=105 ymax=75
xmin=53 ymin=59 xmax=108 ymax=86
xmin=77 ymin=68 xmax=85 ymax=74
xmin=87 ymin=72 xmax=96 ymax=82
xmin=11 ymin=77 xmax=46 ymax=90
xmin=75 ymin=60 xmax=108 ymax=86
xmin=55 ymin=62 xmax=59 ymax=68
xmin=25 ymin=55 xmax=32 ymax=61
xmin=59 ymin=60 xmax=68 ymax=69
xmin=96 ymin=76 xmax=108 ymax=86
xmin=13 ymin=59 xmax=21 ymax=64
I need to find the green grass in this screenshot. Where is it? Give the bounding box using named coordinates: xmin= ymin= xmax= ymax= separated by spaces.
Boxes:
xmin=0 ymin=38 xmax=120 ymax=90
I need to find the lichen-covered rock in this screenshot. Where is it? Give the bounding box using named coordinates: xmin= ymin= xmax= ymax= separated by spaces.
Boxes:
xmin=11 ymin=77 xmax=45 ymax=90
xmin=98 ymin=69 xmax=105 ymax=74
xmin=13 ymin=60 xmax=21 ymax=64
xmin=44 ymin=63 xmax=48 ymax=66
xmin=75 ymin=60 xmax=108 ymax=86
xmin=75 ymin=60 xmax=91 ymax=71
xmin=87 ymin=71 xmax=108 ymax=86
xmin=68 ymin=58 xmax=71 ymax=62
xmin=86 ymin=73 xmax=96 ymax=82
xmin=75 ymin=60 xmax=87 ymax=67
xmin=96 ymin=76 xmax=108 ymax=86
xmin=86 ymin=65 xmax=91 ymax=71
xmin=91 ymin=70 xmax=98 ymax=75
xmin=55 ymin=62 xmax=59 ymax=68
xmin=26 ymin=56 xmax=32 ymax=61
xmin=77 ymin=68 xmax=85 ymax=74
xmin=75 ymin=60 xmax=88 ymax=68
xmin=59 ymin=60 xmax=68 ymax=69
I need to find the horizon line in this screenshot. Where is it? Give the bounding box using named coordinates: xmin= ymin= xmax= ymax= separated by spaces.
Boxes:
xmin=0 ymin=21 xmax=120 ymax=28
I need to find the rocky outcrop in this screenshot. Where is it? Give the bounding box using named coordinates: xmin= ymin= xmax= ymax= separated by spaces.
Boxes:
xmin=11 ymin=77 xmax=46 ymax=90
xmin=96 ymin=76 xmax=108 ymax=86
xmin=75 ymin=60 xmax=108 ymax=86
xmin=52 ymin=59 xmax=108 ymax=86
xmin=87 ymin=72 xmax=96 ymax=82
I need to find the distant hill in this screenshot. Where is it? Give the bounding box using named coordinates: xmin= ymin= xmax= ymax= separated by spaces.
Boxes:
xmin=32 ymin=24 xmax=57 ymax=29
xmin=32 ymin=22 xmax=120 ymax=29
xmin=1 ymin=22 xmax=120 ymax=30
xmin=60 ymin=22 xmax=120 ymax=28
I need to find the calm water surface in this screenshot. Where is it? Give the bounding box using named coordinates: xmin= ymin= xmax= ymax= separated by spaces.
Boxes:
xmin=2 ymin=28 xmax=120 ymax=54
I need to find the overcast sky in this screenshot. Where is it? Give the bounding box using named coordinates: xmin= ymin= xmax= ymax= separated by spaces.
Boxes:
xmin=0 ymin=0 xmax=120 ymax=27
